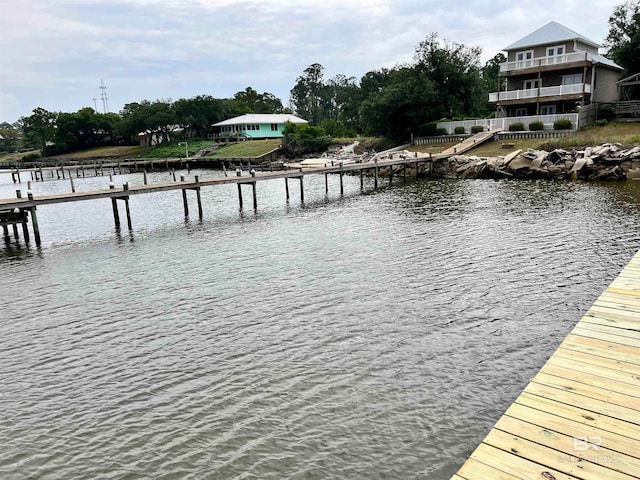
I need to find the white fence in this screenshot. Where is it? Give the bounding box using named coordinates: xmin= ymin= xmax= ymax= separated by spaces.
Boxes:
xmin=436 ymin=113 xmax=579 ymax=134
xmin=488 ymin=84 xmax=590 ymax=102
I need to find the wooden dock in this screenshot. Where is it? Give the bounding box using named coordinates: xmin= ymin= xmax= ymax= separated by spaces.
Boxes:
xmin=0 ymin=153 xmax=446 ymax=246
xmin=453 ymin=252 xmax=640 ymax=479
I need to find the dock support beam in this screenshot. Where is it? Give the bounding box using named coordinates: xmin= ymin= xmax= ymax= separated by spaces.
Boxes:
xmin=339 ymin=162 xmax=344 ymax=196
xmin=27 ymin=191 xmax=41 ymax=246
xmin=285 ymin=178 xmax=290 ymax=201
xmin=181 ymin=175 xmax=189 ymax=217
xmin=325 ymin=173 xmax=329 ymax=195
xmin=299 ymin=176 xmax=304 ymax=204
xmin=360 ymin=169 xmax=364 ymax=190
xmin=110 ymin=183 xmax=120 ymax=229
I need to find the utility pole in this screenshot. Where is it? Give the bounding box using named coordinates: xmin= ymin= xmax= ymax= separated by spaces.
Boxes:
xmin=92 ymin=98 xmax=98 ymax=112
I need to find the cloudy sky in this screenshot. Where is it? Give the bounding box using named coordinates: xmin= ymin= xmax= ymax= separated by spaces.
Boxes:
xmin=0 ymin=0 xmax=622 ymax=123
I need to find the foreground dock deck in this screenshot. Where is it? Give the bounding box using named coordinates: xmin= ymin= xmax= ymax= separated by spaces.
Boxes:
xmin=453 ymin=252 xmax=640 ymax=479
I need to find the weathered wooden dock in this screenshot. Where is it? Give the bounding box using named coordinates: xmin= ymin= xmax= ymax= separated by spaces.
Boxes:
xmin=453 ymin=252 xmax=640 ymax=479
xmin=0 ymin=153 xmax=446 ymax=246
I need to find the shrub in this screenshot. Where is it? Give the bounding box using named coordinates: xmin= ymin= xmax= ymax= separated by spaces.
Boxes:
xmin=554 ymin=119 xmax=573 ymax=130
xmin=508 ymin=122 xmax=525 ymax=131
xmin=595 ymin=119 xmax=609 ymax=126
xmin=418 ymin=122 xmax=438 ymax=136
xmin=598 ymin=103 xmax=616 ymax=121
xmin=454 ymin=126 xmax=465 ymax=134
xmin=435 ymin=128 xmax=448 ymax=136
xmin=471 ymin=126 xmax=485 ymax=133
xmin=22 ymin=153 xmax=42 ymax=162
xmin=529 ymin=121 xmax=544 ymax=131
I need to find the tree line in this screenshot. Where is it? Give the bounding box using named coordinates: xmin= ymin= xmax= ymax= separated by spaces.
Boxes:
xmin=1 ymin=0 xmax=637 ymax=157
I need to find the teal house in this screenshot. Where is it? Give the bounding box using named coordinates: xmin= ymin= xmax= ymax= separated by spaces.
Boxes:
xmin=212 ymin=114 xmax=308 ymax=139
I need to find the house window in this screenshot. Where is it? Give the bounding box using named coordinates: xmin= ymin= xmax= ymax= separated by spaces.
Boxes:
xmin=562 ymin=74 xmax=582 ymax=85
xmin=547 ymin=45 xmax=566 ymax=64
xmin=515 ymin=108 xmax=528 ymax=116
xmin=540 ymin=105 xmax=556 ymax=115
xmin=524 ymin=79 xmax=540 ymax=90
xmin=516 ymin=50 xmax=533 ymax=68
xmin=271 ymin=123 xmax=278 ymax=131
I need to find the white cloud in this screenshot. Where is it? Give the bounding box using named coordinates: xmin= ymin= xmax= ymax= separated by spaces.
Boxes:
xmin=0 ymin=0 xmax=623 ymax=122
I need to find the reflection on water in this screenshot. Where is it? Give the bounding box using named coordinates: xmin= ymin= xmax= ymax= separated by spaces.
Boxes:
xmin=1 ymin=171 xmax=640 ymax=479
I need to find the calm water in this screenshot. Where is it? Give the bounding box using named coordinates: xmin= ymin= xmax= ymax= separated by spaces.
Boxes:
xmin=1 ymin=169 xmax=640 ymax=479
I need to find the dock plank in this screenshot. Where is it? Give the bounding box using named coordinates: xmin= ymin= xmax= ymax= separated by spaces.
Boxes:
xmin=452 ymin=251 xmax=640 ymax=479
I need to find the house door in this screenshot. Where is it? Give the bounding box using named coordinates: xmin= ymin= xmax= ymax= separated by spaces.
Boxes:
xmin=524 ymin=79 xmax=540 ymax=90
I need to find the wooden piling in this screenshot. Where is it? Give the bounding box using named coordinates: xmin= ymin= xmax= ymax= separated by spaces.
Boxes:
xmin=181 ymin=175 xmax=189 ymax=217
xmin=69 ymin=175 xmax=75 ymax=193
xmin=12 ymin=223 xmax=19 ymax=240
xmin=39 ymin=167 xmax=44 ymax=181
xmin=252 ymin=182 xmax=257 ymax=211
xmin=27 ymin=192 xmax=41 ymax=246
xmin=325 ymin=173 xmax=329 ymax=195
xmin=339 ymin=162 xmax=344 ymax=196
xmin=123 ymin=183 xmax=132 ymax=230
xmin=299 ymin=176 xmax=304 ymax=204
xmin=11 ymin=169 xmax=16 ymax=183
xmin=195 ymin=176 xmax=203 ymax=218
xmin=285 ymin=178 xmax=290 ymax=201
xmin=2 ymin=225 xmax=8 ymax=239
xmin=21 ymin=215 xmax=30 ymax=243
xmin=16 ymin=168 xmax=21 ymax=183
xmin=237 ymin=184 xmax=243 ymax=210
xmin=360 ymin=169 xmax=364 ymax=190
xmin=143 ymin=170 xmax=148 ymax=185
xmin=110 ymin=183 xmax=120 ymax=229
xmin=389 ymin=164 xmax=393 ymax=186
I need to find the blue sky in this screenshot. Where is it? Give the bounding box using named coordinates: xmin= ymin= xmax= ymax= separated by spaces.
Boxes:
xmin=0 ymin=0 xmax=622 ymax=123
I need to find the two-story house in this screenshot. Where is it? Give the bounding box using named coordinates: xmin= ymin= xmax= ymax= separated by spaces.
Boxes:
xmin=490 ymin=21 xmax=623 ymax=120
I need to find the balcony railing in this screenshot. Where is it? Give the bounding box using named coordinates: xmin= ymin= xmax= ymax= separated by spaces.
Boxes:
xmin=488 ymin=83 xmax=591 ymax=102
xmin=500 ymin=51 xmax=592 ymax=72
xmin=435 ymin=113 xmax=580 ymax=134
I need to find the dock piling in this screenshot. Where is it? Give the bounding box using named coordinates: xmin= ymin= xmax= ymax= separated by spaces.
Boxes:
xmin=299 ymin=176 xmax=304 ymax=204
xmin=27 ymin=191 xmax=41 ymax=246
xmin=340 ymin=161 xmax=344 ymax=196
xmin=285 ymin=178 xmax=290 ymax=201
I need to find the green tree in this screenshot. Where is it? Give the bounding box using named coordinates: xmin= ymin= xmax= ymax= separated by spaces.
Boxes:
xmin=290 ymin=63 xmax=326 ymax=125
xmin=481 ymin=53 xmax=507 ymax=115
xmin=414 ymin=33 xmax=484 ymax=119
xmin=0 ymin=122 xmax=20 ymax=152
xmin=605 ymin=1 xmax=640 ymax=78
xmin=19 ymin=108 xmax=58 ymax=156
xmin=174 ymin=95 xmax=225 ymax=138
xmin=281 ymin=122 xmax=331 ymax=158
xmin=233 ymin=87 xmax=283 ymax=114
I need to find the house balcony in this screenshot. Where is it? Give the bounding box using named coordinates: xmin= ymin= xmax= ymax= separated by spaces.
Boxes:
xmin=500 ymin=51 xmax=592 ymax=74
xmin=488 ymin=83 xmax=591 ymax=103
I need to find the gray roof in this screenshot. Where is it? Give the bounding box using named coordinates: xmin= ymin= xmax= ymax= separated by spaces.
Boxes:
xmin=504 ymin=21 xmax=600 ymax=51
xmin=213 ymin=114 xmax=308 ymax=127
xmin=592 ymin=53 xmax=624 ymax=71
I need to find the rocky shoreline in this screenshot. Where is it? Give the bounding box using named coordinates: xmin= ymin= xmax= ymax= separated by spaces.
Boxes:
xmin=439 ymin=144 xmax=640 ymax=181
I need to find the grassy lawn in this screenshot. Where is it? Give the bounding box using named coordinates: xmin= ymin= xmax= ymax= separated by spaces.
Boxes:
xmin=135 ymin=139 xmax=214 ymax=158
xmin=47 ymin=145 xmax=146 ymax=160
xmin=207 ymin=139 xmax=281 ymax=158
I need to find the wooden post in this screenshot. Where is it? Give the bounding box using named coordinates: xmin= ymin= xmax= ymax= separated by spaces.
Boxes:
xmin=123 ymin=183 xmax=132 ymax=230
xmin=172 ymin=169 xmax=176 ymax=181
xmin=325 ymin=173 xmax=329 ymax=195
xmin=389 ymin=164 xmax=393 ymax=186
xmin=21 ymin=213 xmax=30 ymax=243
xmin=143 ymin=170 xmax=148 ymax=185
xmin=69 ymin=175 xmax=75 ymax=193
xmin=16 ymin=168 xmax=21 ymax=183
xmin=2 ymin=224 xmax=8 ymax=240
xmin=62 ymin=168 xmax=66 ymax=179
xmin=81 ymin=163 xmax=85 ymax=177
xmin=237 ymin=184 xmax=243 ymax=210
xmin=39 ymin=167 xmax=44 ymax=181
xmin=11 ymin=169 xmax=16 ymax=183
xmin=339 ymin=162 xmax=344 ymax=196
xmin=299 ymin=176 xmax=304 ymax=204
xmin=360 ymin=168 xmax=364 ymax=190
xmin=181 ymin=175 xmax=189 ymax=217
xmin=285 ymin=177 xmax=290 ymax=201
xmin=252 ymin=182 xmax=257 ymax=211
xmin=12 ymin=223 xmax=19 ymax=240
xmin=110 ymin=183 xmax=120 ymax=229
xmin=195 ymin=176 xmax=203 ymax=218
xmin=27 ymin=192 xmax=41 ymax=246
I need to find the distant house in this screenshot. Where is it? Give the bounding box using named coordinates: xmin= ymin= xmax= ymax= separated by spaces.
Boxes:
xmin=212 ymin=114 xmax=308 ymax=139
xmin=489 ymin=21 xmax=623 ymax=118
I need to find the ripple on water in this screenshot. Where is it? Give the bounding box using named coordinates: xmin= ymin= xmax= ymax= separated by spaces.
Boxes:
xmin=1 ymin=176 xmax=639 ymax=479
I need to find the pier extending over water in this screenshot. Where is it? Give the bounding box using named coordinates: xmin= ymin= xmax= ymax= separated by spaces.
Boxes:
xmin=0 ymin=153 xmax=445 ymax=246
xmin=453 ymin=251 xmax=640 ymax=479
